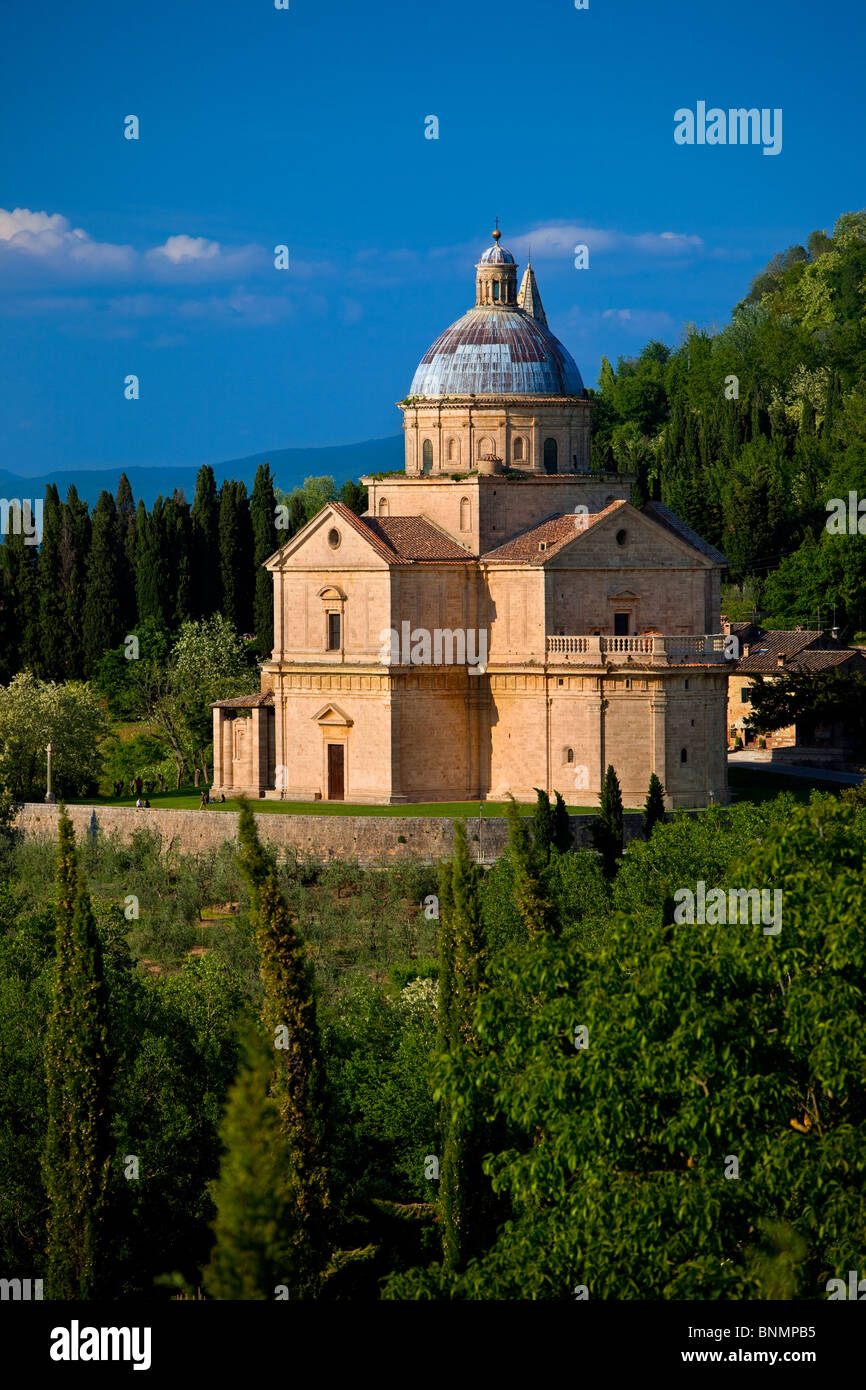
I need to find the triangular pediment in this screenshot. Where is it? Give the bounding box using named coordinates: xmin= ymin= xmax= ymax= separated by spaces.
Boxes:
xmin=312 ymin=702 xmax=354 ymax=727
xmin=609 ymin=587 xmax=640 ymax=600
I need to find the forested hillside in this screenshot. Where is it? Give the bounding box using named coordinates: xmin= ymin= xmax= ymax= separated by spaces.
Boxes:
xmin=590 ymin=210 xmax=866 ymax=636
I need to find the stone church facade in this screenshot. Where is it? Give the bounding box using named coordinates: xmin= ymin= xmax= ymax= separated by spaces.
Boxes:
xmin=212 ymin=231 xmax=730 ymax=809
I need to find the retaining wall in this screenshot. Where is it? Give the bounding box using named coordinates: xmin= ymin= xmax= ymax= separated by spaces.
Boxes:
xmin=13 ymin=802 xmax=655 ymax=863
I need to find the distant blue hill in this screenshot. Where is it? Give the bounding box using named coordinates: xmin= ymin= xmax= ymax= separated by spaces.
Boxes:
xmin=0 ymin=435 xmax=404 ymax=509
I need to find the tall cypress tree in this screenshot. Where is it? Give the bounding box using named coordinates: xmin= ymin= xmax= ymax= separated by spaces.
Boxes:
xmin=204 ymin=1028 xmax=299 ymax=1300
xmin=220 ymin=481 xmax=254 ymax=633
xmin=532 ymin=788 xmax=556 ymax=863
xmin=552 ymin=790 xmax=572 ymax=854
xmin=82 ymin=491 xmax=123 ymax=674
xmin=135 ymin=498 xmax=167 ymax=628
xmin=505 ymin=798 xmax=557 ymax=936
xmin=190 ymin=466 xmax=221 ymax=618
xmin=236 ymin=800 xmax=330 ymax=1296
xmin=2 ymin=527 xmax=40 ymax=674
xmin=115 ymin=473 xmax=137 ymax=631
xmin=438 ymin=821 xmax=487 ymax=1272
xmin=37 ymin=483 xmax=66 ymax=679
xmin=61 ymin=485 xmax=91 ymax=678
xmin=250 ymin=463 xmax=277 ymax=646
xmin=43 ymin=809 xmax=112 ymax=1299
xmin=643 ymin=772 xmax=667 ymax=839
xmin=593 ymin=764 xmax=624 ymax=878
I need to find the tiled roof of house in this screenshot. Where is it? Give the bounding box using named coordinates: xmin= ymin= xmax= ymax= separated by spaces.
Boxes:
xmin=734 ymin=628 xmax=858 ymax=673
xmin=644 ymin=501 xmax=728 ymax=565
xmin=211 ymin=691 xmax=274 ymax=709
xmin=481 ymin=501 xmax=625 ymax=563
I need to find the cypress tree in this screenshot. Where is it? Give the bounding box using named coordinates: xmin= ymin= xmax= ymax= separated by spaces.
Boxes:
xmin=505 ymin=798 xmax=557 ymax=936
xmin=236 ymin=800 xmax=330 ymax=1296
xmin=164 ymin=490 xmax=192 ymax=628
xmin=190 ymin=466 xmax=221 ymax=618
xmin=2 ymin=527 xmax=40 ymax=674
xmin=115 ymin=473 xmax=137 ymax=631
xmin=593 ymin=764 xmax=624 ymax=879
xmin=82 ymin=491 xmax=123 ymax=674
xmin=552 ymin=790 xmax=572 ymax=854
xmin=61 ymin=485 xmax=91 ymax=678
xmin=438 ymin=820 xmax=486 ymax=1272
xmin=220 ymin=481 xmax=254 ymax=633
xmin=37 ymin=484 xmax=66 ymax=679
xmin=43 ymin=809 xmax=112 ymax=1299
xmin=135 ymin=498 xmax=167 ymax=628
xmin=250 ymin=463 xmax=277 ymax=646
xmin=204 ymin=1028 xmax=299 ymax=1300
xmin=532 ymin=788 xmax=555 ymax=863
xmin=643 ymin=772 xmax=667 ymax=839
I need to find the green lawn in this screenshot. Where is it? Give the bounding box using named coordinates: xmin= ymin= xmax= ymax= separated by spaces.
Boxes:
xmin=71 ymin=767 xmax=850 ymax=818
xmin=727 ymin=764 xmax=849 ymax=804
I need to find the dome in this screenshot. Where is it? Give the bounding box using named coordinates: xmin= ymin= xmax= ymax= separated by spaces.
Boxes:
xmin=409 ymin=307 xmax=584 ymax=397
xmin=478 ymin=242 xmax=515 ymax=265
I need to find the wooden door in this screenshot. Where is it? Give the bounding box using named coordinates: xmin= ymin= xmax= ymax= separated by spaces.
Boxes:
xmin=327 ymin=744 xmax=345 ymax=801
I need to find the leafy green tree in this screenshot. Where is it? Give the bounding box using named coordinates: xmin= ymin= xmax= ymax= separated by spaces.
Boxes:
xmin=391 ymin=795 xmax=866 ymax=1300
xmin=43 ymin=810 xmax=112 ymax=1298
xmin=643 ymin=772 xmax=667 ymax=838
xmin=172 ymin=614 xmax=259 ymax=781
xmin=746 ymin=667 xmax=866 ymax=757
xmin=438 ymin=821 xmax=486 ymax=1271
xmin=593 ymin=765 xmax=623 ymax=878
xmin=236 ymin=800 xmax=331 ymax=1296
xmin=0 ymin=673 xmax=107 ymax=798
xmin=204 ymin=1027 xmax=299 ymax=1300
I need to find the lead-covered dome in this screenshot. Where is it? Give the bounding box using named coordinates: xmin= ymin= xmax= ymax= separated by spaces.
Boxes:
xmin=408 ymin=228 xmax=584 ymax=398
xmin=409 ymin=307 xmax=584 ymax=396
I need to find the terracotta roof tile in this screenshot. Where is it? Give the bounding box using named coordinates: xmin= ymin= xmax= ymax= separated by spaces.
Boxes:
xmin=211 ymin=691 xmax=274 ymax=709
xmin=364 ymin=515 xmax=473 ymax=562
xmin=481 ymin=501 xmax=625 ymax=563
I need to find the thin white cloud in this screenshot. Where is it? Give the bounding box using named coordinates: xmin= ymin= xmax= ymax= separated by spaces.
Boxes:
xmin=0 ymin=207 xmax=279 ymax=284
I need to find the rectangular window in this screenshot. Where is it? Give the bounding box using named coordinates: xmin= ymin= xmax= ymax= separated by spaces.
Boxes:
xmin=327 ymin=612 xmax=341 ymax=651
xmin=613 ymin=612 xmax=629 ymax=636
xmin=740 ymin=687 xmax=751 ymax=703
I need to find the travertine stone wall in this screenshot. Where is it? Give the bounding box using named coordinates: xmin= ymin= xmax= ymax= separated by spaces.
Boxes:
xmin=12 ymin=803 xmax=662 ymax=862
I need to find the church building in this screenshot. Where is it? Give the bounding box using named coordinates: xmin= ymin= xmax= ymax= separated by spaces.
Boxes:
xmin=212 ymin=230 xmax=730 ymax=808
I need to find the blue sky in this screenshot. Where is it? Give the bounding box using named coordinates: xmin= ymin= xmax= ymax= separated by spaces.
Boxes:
xmin=1 ymin=0 xmax=864 ymax=478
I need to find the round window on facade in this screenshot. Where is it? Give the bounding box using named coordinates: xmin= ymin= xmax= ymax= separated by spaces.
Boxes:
xmin=327 ymin=528 xmax=341 ymax=549
xmin=616 ymin=529 xmax=627 ymax=546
